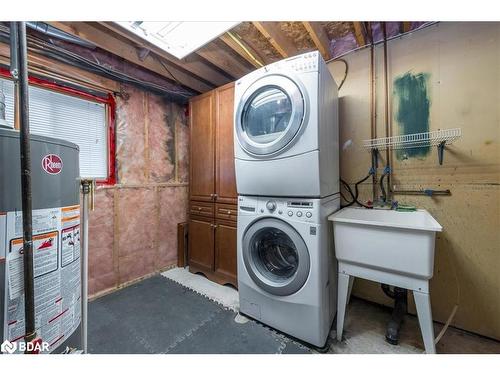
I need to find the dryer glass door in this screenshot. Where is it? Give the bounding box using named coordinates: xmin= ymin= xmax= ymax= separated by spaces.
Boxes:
xmin=242 ymin=218 xmax=310 ymax=296
xmin=236 ymin=75 xmax=305 ymax=156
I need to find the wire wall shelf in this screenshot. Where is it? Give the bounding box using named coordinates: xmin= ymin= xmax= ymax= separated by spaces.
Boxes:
xmin=363 ymin=128 xmax=462 ymax=165
xmin=363 ymin=128 xmax=462 ymax=151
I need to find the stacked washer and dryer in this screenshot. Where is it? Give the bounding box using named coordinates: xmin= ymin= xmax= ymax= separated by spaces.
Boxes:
xmin=233 ymin=51 xmax=340 ymax=347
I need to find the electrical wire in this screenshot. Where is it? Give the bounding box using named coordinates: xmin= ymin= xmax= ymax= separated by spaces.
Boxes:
xmin=0 ymin=24 xmax=193 ymax=100
xmin=332 ymin=58 xmax=348 ymax=91
xmin=227 ymin=31 xmax=264 ymax=68
xmin=433 ymin=247 xmax=461 ymax=346
xmin=156 ymin=56 xmax=182 ymax=86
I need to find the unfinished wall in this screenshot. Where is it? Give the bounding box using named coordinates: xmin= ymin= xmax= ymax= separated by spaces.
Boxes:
xmin=328 ymin=22 xmax=500 ymax=340
xmin=88 ymin=84 xmax=189 ymax=297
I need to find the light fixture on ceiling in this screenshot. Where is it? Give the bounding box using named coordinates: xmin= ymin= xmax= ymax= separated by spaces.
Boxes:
xmin=115 ymin=21 xmax=240 ymax=59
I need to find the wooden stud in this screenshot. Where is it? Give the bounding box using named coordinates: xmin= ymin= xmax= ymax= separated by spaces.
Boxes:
xmin=143 ymin=92 xmax=150 ymax=182
xmin=352 ymin=22 xmax=367 ymax=47
xmin=47 ymin=22 xmax=212 ymax=93
xmin=252 ymin=22 xmax=297 ymax=58
xmin=219 ymin=33 xmax=263 ymax=68
xmin=302 ymin=22 xmax=331 ymax=60
xmin=98 ymin=22 xmax=231 ymax=87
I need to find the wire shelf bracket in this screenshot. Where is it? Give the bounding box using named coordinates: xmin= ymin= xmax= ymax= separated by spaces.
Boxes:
xmin=363 ymin=128 xmax=462 ymax=165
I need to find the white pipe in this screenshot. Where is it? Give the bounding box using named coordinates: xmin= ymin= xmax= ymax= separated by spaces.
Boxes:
xmin=81 ymin=180 xmax=90 ymax=353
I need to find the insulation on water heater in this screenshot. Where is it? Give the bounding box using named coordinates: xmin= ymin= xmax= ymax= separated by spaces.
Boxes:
xmin=0 ymin=127 xmax=82 ymax=353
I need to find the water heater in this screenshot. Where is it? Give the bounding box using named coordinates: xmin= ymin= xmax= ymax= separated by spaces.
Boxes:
xmin=1 ymin=127 xmax=82 ymax=353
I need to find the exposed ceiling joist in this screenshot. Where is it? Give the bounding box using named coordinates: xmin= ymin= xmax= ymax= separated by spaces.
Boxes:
xmin=219 ymin=32 xmax=263 ymax=68
xmin=252 ymin=22 xmax=297 ymax=58
xmin=352 ymin=22 xmax=367 ymax=47
xmin=47 ymin=22 xmax=212 ymax=93
xmin=302 ymin=22 xmax=331 ymax=60
xmin=196 ymin=40 xmax=253 ymax=79
xmin=0 ymin=42 xmax=120 ymax=93
xmin=97 ymin=22 xmax=231 ymax=87
xmin=403 ymin=22 xmax=412 ymax=33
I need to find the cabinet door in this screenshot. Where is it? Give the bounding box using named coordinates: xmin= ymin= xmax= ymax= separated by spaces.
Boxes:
xmin=214 ymin=220 xmax=237 ymax=287
xmin=188 ymin=216 xmax=214 ymax=274
xmin=190 ymin=92 xmax=215 ymax=202
xmin=215 ymin=83 xmax=238 ymax=204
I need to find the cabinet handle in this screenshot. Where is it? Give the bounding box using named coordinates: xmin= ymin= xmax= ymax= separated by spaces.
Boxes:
xmin=227 ymin=210 xmax=231 ymax=215
xmin=198 ymin=207 xmax=202 ymax=211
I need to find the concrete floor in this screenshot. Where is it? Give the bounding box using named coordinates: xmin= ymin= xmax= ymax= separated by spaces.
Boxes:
xmin=329 ymin=297 xmax=500 ymax=354
xmin=89 ymin=271 xmax=500 ymax=354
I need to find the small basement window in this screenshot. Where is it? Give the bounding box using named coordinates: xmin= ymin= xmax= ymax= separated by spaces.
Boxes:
xmin=0 ymin=75 xmax=114 ymax=182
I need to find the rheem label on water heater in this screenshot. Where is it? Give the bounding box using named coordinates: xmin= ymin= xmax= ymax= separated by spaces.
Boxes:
xmin=2 ymin=205 xmax=81 ymax=353
xmin=41 ymin=154 xmax=63 ymax=175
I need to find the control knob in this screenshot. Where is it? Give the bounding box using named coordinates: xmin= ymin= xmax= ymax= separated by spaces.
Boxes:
xmin=266 ymin=201 xmax=277 ymax=212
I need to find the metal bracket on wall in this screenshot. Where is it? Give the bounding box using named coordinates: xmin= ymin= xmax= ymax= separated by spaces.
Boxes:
xmin=437 ymin=141 xmax=446 ymax=165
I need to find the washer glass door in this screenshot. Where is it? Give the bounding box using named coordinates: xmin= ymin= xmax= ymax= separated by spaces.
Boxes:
xmin=242 ymin=218 xmax=310 ymax=296
xmin=236 ymin=75 xmax=305 ymax=156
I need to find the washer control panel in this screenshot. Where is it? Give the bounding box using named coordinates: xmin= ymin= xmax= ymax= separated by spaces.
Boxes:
xmin=239 ymin=196 xmax=320 ymax=222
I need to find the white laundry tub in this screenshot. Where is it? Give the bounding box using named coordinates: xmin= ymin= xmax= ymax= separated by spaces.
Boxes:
xmin=329 ymin=208 xmax=442 ymax=280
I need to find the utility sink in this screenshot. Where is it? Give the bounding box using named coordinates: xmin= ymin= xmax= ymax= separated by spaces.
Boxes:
xmin=329 ymin=207 xmax=443 ymax=353
xmin=329 ymin=208 xmax=442 ymax=280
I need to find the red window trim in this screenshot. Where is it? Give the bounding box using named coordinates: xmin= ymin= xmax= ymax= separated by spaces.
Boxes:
xmin=0 ymin=67 xmax=116 ymax=185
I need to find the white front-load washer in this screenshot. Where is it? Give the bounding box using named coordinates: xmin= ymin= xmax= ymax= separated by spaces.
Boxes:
xmin=237 ymin=195 xmax=340 ymax=347
xmin=234 ymin=51 xmax=339 ymax=198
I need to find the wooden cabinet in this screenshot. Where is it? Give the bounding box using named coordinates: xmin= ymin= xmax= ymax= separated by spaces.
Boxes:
xmin=215 ymin=83 xmax=237 ymax=204
xmin=214 ymin=220 xmax=237 ymax=286
xmin=188 ymin=82 xmax=238 ymax=288
xmin=189 ymin=91 xmax=215 ymax=202
xmin=188 ymin=216 xmax=214 ymax=274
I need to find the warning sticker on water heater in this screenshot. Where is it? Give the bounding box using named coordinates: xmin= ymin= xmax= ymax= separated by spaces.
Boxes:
xmin=2 ymin=205 xmax=81 ymax=353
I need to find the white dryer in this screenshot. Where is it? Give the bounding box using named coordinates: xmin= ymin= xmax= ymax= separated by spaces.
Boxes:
xmin=237 ymin=195 xmax=340 ymax=347
xmin=234 ymin=51 xmax=339 ymax=198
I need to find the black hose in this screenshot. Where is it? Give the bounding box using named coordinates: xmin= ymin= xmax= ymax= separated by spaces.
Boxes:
xmin=340 ymin=178 xmax=356 ymax=207
xmin=354 ymin=175 xmax=373 ymax=209
xmin=380 ymin=173 xmax=387 ymax=203
xmin=381 ymin=284 xmax=396 ymax=299
xmin=341 ymin=176 xmax=373 ymax=209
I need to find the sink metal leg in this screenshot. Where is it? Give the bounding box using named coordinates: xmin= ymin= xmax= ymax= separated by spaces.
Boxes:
xmin=413 ymin=290 xmax=436 ymax=354
xmin=347 ymin=276 xmax=355 ymax=304
xmin=337 ymin=272 xmax=351 ymax=341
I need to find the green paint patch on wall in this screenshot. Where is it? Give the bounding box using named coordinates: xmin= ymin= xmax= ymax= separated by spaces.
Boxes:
xmin=393 ymin=72 xmax=431 ymax=159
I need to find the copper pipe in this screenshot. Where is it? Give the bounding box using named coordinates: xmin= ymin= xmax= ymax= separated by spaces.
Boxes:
xmin=382 ymin=22 xmax=392 ymax=202
xmin=367 ymin=22 xmax=378 ymax=202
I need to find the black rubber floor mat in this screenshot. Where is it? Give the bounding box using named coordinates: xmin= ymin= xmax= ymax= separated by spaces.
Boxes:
xmin=88 ymin=275 xmax=311 ymax=354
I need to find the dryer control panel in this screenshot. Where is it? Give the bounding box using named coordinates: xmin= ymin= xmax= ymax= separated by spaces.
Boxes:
xmin=285 ymin=52 xmax=319 ymax=73
xmin=263 ymin=51 xmax=320 ymax=74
